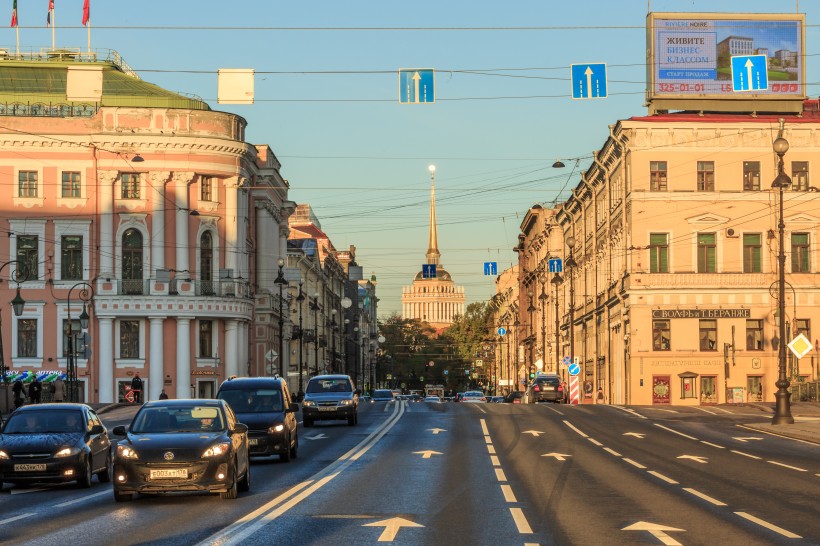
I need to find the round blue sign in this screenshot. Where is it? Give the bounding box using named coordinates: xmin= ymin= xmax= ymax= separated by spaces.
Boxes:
xmin=568 ymin=363 xmax=581 ymax=376
xmin=497 ymin=327 xmax=507 ymax=336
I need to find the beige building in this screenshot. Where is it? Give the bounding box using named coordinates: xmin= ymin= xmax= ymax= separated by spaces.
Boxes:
xmin=514 ymin=103 xmax=820 ymax=406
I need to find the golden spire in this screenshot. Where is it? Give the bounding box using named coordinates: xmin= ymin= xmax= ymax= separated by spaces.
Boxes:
xmin=426 ymin=164 xmax=440 ymax=266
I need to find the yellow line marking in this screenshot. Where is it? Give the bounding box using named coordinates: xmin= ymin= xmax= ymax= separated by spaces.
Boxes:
xmin=510 ymin=508 xmax=533 ymax=534
xmin=501 ymin=484 xmax=517 ymax=503
xmin=495 ymin=468 xmax=507 ymax=482
xmin=735 ymin=512 xmax=801 ymax=538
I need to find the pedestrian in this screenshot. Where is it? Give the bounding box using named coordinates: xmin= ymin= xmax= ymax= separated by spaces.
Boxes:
xmin=12 ymin=379 xmax=25 ymax=409
xmin=130 ymin=373 xmax=143 ymax=403
xmin=28 ymin=376 xmax=43 ymax=404
xmin=158 ymin=389 xmax=169 ymax=400
xmin=52 ymin=377 xmax=65 ymax=403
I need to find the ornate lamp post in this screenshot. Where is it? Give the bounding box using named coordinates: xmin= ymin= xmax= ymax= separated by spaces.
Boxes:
xmin=0 ymin=261 xmax=26 ymax=412
xmin=310 ymin=292 xmax=320 ymax=377
xmin=565 ymin=236 xmax=577 ymax=377
xmin=772 ymin=127 xmax=794 ymax=425
xmin=274 ymin=258 xmax=288 ymax=378
xmin=296 ymin=283 xmax=305 ymax=397
xmin=341 ymin=297 xmax=353 ymax=375
xmin=66 ymin=282 xmax=93 ymax=403
xmin=551 ymin=270 xmax=564 ymax=375
xmin=539 ymin=280 xmax=547 ymax=371
xmin=329 ymin=309 xmax=337 ymax=373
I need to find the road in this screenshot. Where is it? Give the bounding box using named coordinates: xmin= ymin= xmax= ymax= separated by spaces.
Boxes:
xmin=1 ymin=401 xmax=818 ymax=545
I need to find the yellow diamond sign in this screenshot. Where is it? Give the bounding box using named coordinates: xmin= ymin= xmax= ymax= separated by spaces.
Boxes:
xmin=787 ymin=333 xmax=813 ymax=359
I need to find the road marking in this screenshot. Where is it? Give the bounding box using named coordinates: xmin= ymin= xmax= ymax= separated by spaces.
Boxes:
xmin=611 ymin=406 xmax=648 ymax=419
xmin=677 ymin=455 xmax=708 ymax=464
xmin=587 ymin=437 xmax=603 ymax=446
xmin=654 ymin=424 xmax=698 ymax=440
xmin=736 ymin=424 xmax=819 ymax=445
xmin=683 ymin=487 xmax=726 ymax=506
xmin=522 ymin=430 xmax=545 ymax=437
xmin=562 ymin=420 xmax=588 ymax=437
xmin=484 ymin=435 xmax=492 ymax=444
xmin=541 ymin=452 xmax=571 ymax=461
xmin=53 ymin=490 xmax=110 ymax=508
xmin=428 ymin=428 xmax=447 ymax=435
xmin=730 ymin=450 xmax=761 ymax=459
xmin=623 ymin=432 xmax=646 ymax=439
xmin=480 ymin=420 xmax=490 ymax=435
xmin=486 ymin=444 xmax=496 ymax=454
xmin=645 ymin=408 xmax=679 ymax=413
xmin=712 ymin=407 xmax=733 ymax=414
xmin=413 ymin=450 xmax=442 ymax=459
xmin=490 ymin=455 xmax=500 ymax=466
xmin=10 ymin=487 xmax=49 ymax=495
xmin=647 ymin=470 xmax=679 ymax=484
xmin=0 ymin=513 xmax=36 ymax=526
xmin=735 ymin=512 xmax=801 ymax=538
xmin=509 ymin=508 xmax=533 ymax=534
xmin=693 ymin=407 xmax=718 ymax=415
xmin=500 ymin=484 xmax=517 ymax=502
xmin=767 ymin=460 xmax=807 ymax=472
xmin=733 ymin=436 xmax=763 ymax=443
xmin=495 ymin=468 xmax=507 ymax=482
xmin=622 ymin=521 xmax=684 ymax=545
xmin=363 ymin=517 xmax=423 ymax=542
xmin=623 ymin=458 xmax=646 ymax=469
xmin=304 ymin=433 xmax=328 ymax=440
xmin=471 ymin=404 xmax=487 ymax=414
xmin=700 ymin=441 xmax=725 ymax=449
xmin=604 ymin=447 xmax=622 ymax=457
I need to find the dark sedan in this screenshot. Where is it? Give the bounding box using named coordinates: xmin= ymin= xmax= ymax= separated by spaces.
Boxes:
xmin=111 ymin=399 xmax=250 ymax=502
xmin=0 ymin=403 xmax=111 ymax=489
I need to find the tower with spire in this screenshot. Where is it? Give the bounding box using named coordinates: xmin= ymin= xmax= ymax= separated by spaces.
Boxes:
xmin=401 ymin=165 xmax=466 ymax=329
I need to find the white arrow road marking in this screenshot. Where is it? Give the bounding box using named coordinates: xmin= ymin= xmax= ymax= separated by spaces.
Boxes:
xmin=428 ymin=428 xmax=447 ymax=435
xmin=305 ymin=434 xmax=328 ymax=440
xmin=677 ymin=455 xmax=709 ymax=464
xmin=413 ymin=450 xmax=442 ymax=459
xmin=522 ymin=430 xmax=545 ymax=437
xmin=623 ymin=432 xmax=645 ymax=438
xmin=364 ymin=517 xmax=423 ymax=542
xmin=733 ymin=437 xmax=763 ymax=443
xmin=622 ymin=521 xmax=685 ymax=545
xmin=542 ymin=452 xmax=571 ymax=461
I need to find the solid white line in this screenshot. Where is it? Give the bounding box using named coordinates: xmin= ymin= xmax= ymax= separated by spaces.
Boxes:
xmin=472 ymin=404 xmax=488 ymax=414
xmin=647 ymin=470 xmax=679 ymax=484
xmin=767 ymin=460 xmax=808 ymax=472
xmin=587 ymin=437 xmax=603 ymax=446
xmin=490 ymin=455 xmax=500 ymax=466
xmin=495 ymin=468 xmax=507 ymax=482
xmin=562 ymin=420 xmax=588 ymax=438
xmin=604 ymin=447 xmax=622 ymax=457
xmin=683 ymin=487 xmax=727 ymax=506
xmin=53 ymin=490 xmax=110 ymax=508
xmin=730 ymin=450 xmax=762 ymax=460
xmin=700 ymin=441 xmax=725 ymax=449
xmin=712 ymin=407 xmax=733 ymax=414
xmin=654 ymin=423 xmax=698 ymax=440
xmin=735 ymin=512 xmax=802 ymax=538
xmin=622 ymin=458 xmax=647 ymax=469
xmin=0 ymin=513 xmax=36 ymax=526
xmin=509 ymin=507 xmax=533 ymax=534
xmin=500 ymin=484 xmax=517 ymax=503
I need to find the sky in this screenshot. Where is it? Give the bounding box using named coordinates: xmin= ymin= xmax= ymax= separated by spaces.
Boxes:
xmin=5 ymin=0 xmax=818 ymax=317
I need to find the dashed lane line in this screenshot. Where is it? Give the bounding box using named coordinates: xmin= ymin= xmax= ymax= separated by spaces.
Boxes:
xmin=766 ymin=460 xmax=808 ymax=472
xmin=509 ymin=508 xmax=533 ymax=534
xmin=603 ymin=447 xmax=622 ymax=457
xmin=683 ymin=488 xmax=727 ymax=506
xmin=735 ymin=512 xmax=802 ymax=539
xmin=623 ymin=458 xmax=647 ymax=469
xmin=730 ymin=450 xmax=762 ymax=460
xmin=700 ymin=441 xmax=725 ymax=449
xmin=0 ymin=513 xmax=36 ymax=526
xmin=654 ymin=423 xmax=698 ymax=440
xmin=53 ymin=490 xmax=110 ymax=508
xmin=500 ymin=484 xmax=517 ymax=503
xmin=648 ymin=470 xmax=679 ymax=484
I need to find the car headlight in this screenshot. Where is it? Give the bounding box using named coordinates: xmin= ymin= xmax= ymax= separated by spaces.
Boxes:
xmin=0 ymin=450 xmax=9 ymax=460
xmin=339 ymin=399 xmax=353 ymax=406
xmin=202 ymin=443 xmax=231 ymax=458
xmin=301 ymin=400 xmax=315 ymax=407
xmin=54 ymin=446 xmax=81 ymax=458
xmin=116 ymin=445 xmax=139 ymax=459
xmin=268 ymin=424 xmax=284 ymax=434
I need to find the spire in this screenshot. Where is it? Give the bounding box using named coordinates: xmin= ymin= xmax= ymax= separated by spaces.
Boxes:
xmin=426 ymin=164 xmax=441 ymax=266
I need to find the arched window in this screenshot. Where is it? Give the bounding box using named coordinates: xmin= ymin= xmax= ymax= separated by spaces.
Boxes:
xmin=122 ymin=228 xmax=143 ymax=294
xmin=200 ymin=231 xmax=214 ymax=295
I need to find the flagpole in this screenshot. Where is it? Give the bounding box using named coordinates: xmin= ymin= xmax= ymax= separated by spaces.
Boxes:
xmin=87 ymin=22 xmax=91 ymax=55
xmin=15 ymin=26 xmax=19 ymax=56
xmin=51 ymin=8 xmax=55 ymax=50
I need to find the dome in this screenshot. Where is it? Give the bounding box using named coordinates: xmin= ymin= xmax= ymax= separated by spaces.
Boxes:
xmin=414 ymin=266 xmax=452 ymax=281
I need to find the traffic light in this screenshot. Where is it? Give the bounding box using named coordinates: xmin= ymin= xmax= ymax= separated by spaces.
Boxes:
xmin=529 ymin=371 xmax=535 ymax=379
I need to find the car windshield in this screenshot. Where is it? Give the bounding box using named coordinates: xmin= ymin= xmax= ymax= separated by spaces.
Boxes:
xmin=535 ymin=377 xmax=560 ymax=386
xmin=306 ymin=378 xmax=352 ymax=394
xmin=3 ymin=410 xmax=86 ymax=434
xmin=374 ymin=390 xmax=393 ymax=398
xmin=130 ymin=406 xmax=225 ymax=433
xmin=219 ymin=388 xmax=284 ymax=413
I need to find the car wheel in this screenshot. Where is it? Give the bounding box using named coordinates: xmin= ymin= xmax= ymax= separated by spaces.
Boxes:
xmin=77 ymin=459 xmax=93 ymax=488
xmin=237 ymin=463 xmax=250 ymax=492
xmin=113 ymin=488 xmax=133 ymax=502
xmin=280 ymin=435 xmax=292 ymax=462
xmin=347 ymin=413 xmax=355 ymax=426
xmin=221 ymin=465 xmax=238 ymax=499
xmin=303 ymin=418 xmax=313 ymax=428
xmin=290 ymin=434 xmax=298 ymax=460
xmin=97 ymin=452 xmax=112 ymax=483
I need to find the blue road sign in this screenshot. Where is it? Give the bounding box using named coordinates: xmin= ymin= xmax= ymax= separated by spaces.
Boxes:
xmin=484 ymin=262 xmax=497 ymax=276
xmin=731 ymin=55 xmax=768 ymax=92
xmin=399 ymin=69 xmax=435 ymax=103
xmin=568 ymin=363 xmax=581 ymax=376
xmin=422 ymin=264 xmax=436 ymax=279
xmin=562 ymin=356 xmax=572 ymax=366
xmin=549 ymin=258 xmax=563 ymax=273
xmin=497 ymin=327 xmax=507 ymax=337
xmin=571 ymin=63 xmax=607 ymax=99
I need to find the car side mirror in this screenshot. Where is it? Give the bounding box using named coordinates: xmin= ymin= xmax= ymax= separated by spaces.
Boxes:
xmin=232 ymin=423 xmax=249 ymax=435
xmin=288 ymin=403 xmax=299 ymax=413
xmin=112 ymin=425 xmax=127 ymax=436
xmin=90 ymin=424 xmax=105 ymax=435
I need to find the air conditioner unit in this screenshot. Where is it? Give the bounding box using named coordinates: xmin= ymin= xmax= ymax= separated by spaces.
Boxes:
xmin=725 ymin=228 xmax=738 ymax=238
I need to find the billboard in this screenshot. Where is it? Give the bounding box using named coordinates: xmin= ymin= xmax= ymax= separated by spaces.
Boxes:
xmin=647 ymin=13 xmax=805 ymax=100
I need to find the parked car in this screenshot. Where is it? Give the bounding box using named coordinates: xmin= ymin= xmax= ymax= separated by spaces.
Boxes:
xmin=461 ymin=391 xmax=487 ymax=403
xmin=488 ymin=396 xmax=505 ymax=403
xmin=527 ymin=374 xmax=565 ymax=403
xmin=504 ymin=391 xmax=525 ymax=404
xmin=0 ymin=403 xmax=111 ymax=489
xmin=216 ymin=377 xmax=299 ymax=462
xmin=111 ymin=399 xmax=250 ymax=502
xmin=372 ymin=389 xmax=396 ymax=402
xmin=301 ymin=374 xmax=360 ymax=427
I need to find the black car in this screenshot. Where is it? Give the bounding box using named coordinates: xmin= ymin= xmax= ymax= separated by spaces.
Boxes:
xmin=0 ymin=403 xmax=111 ymax=489
xmin=216 ymin=377 xmax=299 ymax=462
xmin=301 ymin=374 xmax=360 ymax=427
xmin=111 ymin=399 xmax=250 ymax=502
xmin=527 ymin=374 xmax=566 ymax=403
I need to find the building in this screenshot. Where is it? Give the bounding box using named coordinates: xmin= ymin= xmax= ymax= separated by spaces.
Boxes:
xmin=401 ymin=167 xmax=465 ymax=329
xmin=490 ymin=265 xmax=520 ymax=395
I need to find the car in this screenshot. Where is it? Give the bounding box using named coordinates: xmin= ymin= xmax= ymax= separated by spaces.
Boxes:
xmin=361 ymin=395 xmax=373 ymax=404
xmin=372 ymin=389 xmax=395 ymax=402
xmin=301 ymin=374 xmax=360 ymax=427
xmin=216 ymin=377 xmax=299 ymax=462
xmin=408 ymin=394 xmax=423 ymax=402
xmin=111 ymin=399 xmax=250 ymax=502
xmin=488 ymin=396 xmax=505 ymax=403
xmin=424 ymin=395 xmax=441 ymax=403
xmin=0 ymin=403 xmax=111 ymax=489
xmin=527 ymin=374 xmax=565 ymax=403
xmin=504 ymin=391 xmax=525 ymax=404
xmin=461 ymin=391 xmax=487 ymax=403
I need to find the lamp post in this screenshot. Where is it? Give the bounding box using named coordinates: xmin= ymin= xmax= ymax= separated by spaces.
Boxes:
xmin=310 ymin=293 xmax=320 ymax=377
xmin=538 ymin=282 xmax=547 ymax=370
xmin=274 ymin=258 xmax=288 ymax=378
xmin=772 ymin=128 xmax=794 ymax=425
xmin=0 ymin=261 xmax=26 ymax=413
xmin=565 ymin=236 xmax=577 ymax=380
xmin=526 ymin=294 xmax=536 ymax=371
xmin=353 ymin=324 xmax=361 ymax=387
xmin=296 ymin=283 xmax=305 ymax=397
xmin=341 ymin=297 xmax=353 ymax=375
xmin=329 ymin=309 xmax=337 ymax=373
xmin=513 ymin=318 xmax=520 ymax=391
xmin=66 ymin=282 xmax=93 ymax=403
xmin=551 ymin=271 xmax=564 ymax=375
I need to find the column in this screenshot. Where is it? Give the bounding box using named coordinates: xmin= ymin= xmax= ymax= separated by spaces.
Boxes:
xmin=98 ymin=318 xmax=114 ymax=403
xmin=224 ymin=179 xmax=239 ymax=276
xmin=149 ymin=317 xmax=164 ymax=401
xmin=98 ymin=172 xmax=117 ymax=278
xmin=225 ymin=319 xmax=239 ymax=378
xmin=174 ymin=173 xmax=194 ymax=274
xmin=150 ymin=173 xmax=169 ymax=275
xmin=175 ymin=318 xmax=191 ymax=400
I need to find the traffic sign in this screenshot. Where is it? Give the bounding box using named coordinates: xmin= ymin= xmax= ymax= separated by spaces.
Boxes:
xmin=788 ymin=333 xmax=813 ymax=359
xmin=399 ymin=69 xmax=435 ymax=103
xmin=562 ymin=356 xmax=572 ymax=366
xmin=422 ymin=264 xmax=436 ymax=278
xmin=265 ymin=349 xmax=278 ymax=363
xmin=548 ymin=258 xmax=562 ymax=273
xmin=483 ymin=262 xmax=497 ymax=276
xmin=731 ymin=55 xmax=768 ymax=92
xmin=571 ymin=63 xmax=607 ymax=99
xmin=568 ymin=363 xmax=581 ymax=376
xmin=497 ymin=327 xmax=507 ymax=337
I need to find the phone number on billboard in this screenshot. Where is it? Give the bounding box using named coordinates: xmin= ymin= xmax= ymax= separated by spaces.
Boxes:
xmin=657 ymin=83 xmax=800 ymax=94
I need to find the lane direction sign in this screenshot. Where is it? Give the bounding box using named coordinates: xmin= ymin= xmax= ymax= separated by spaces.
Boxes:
xmin=497 ymin=327 xmax=507 ymax=337
xmin=413 ymin=450 xmax=442 ymax=459
xmin=399 ymin=69 xmax=435 ymax=103
xmin=522 ymin=430 xmax=545 ymax=437
xmin=731 ymin=55 xmax=768 ymax=92
xmin=548 ymin=257 xmax=562 ymax=272
xmin=364 ymin=517 xmax=424 ymax=542
xmin=542 ymin=452 xmax=572 ymax=461
xmin=428 ymin=428 xmax=447 ymax=435
xmin=622 ymin=522 xmax=685 ymax=546
xmin=677 ymin=455 xmax=708 ymax=464
xmin=568 ymin=363 xmax=580 ymax=376
xmin=422 ymin=264 xmax=436 ymax=278
xmin=483 ymin=261 xmax=498 ymax=276
xmin=623 ymin=432 xmax=646 ymax=439
xmin=571 ymin=63 xmax=607 ymax=99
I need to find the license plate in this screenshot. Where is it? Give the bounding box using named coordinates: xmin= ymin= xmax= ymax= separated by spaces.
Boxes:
xmin=318 ymin=407 xmax=336 ymax=412
xmin=14 ymin=464 xmax=46 ymax=472
xmin=248 ymin=438 xmax=259 ymax=446
xmin=149 ymin=468 xmax=188 ymax=479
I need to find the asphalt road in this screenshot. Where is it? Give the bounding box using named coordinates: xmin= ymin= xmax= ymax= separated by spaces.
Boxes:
xmin=1 ymin=402 xmax=818 ymax=546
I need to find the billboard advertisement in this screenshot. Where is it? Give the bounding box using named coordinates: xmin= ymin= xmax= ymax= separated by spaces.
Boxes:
xmin=647 ymin=13 xmax=805 ymax=99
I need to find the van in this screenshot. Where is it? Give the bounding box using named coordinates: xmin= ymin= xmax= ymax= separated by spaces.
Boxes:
xmin=216 ymin=377 xmax=299 ymax=461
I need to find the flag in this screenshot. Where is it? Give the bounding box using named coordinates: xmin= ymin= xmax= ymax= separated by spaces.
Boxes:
xmin=10 ymin=0 xmax=17 ymax=27
xmin=82 ymin=0 xmax=89 ymax=26
xmin=46 ymin=0 xmax=53 ymax=26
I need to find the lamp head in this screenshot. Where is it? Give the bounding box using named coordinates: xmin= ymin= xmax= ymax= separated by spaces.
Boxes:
xmin=566 ymin=235 xmax=576 ymax=249
xmin=773 ymin=136 xmax=789 ymax=156
xmin=11 ymin=287 xmax=25 ymax=317
xmin=552 ymin=159 xmax=566 ymax=168
xmin=428 ymin=164 xmax=436 ymax=174
xmin=277 ymin=258 xmax=285 ymax=268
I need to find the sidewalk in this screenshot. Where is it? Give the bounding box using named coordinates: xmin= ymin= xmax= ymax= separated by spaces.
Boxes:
xmin=741 ymin=401 xmax=820 ymax=445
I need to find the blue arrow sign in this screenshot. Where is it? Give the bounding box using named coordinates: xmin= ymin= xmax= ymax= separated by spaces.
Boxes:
xmin=497 ymin=327 xmax=507 ymax=337
xmin=422 ymin=264 xmax=436 ymax=279
xmin=399 ymin=69 xmax=435 ymax=103
xmin=571 ymin=63 xmax=607 ymax=99
xmin=568 ymin=363 xmax=581 ymax=376
xmin=484 ymin=262 xmax=497 ymax=276
xmin=731 ymin=55 xmax=768 ymax=92
xmin=549 ymin=258 xmax=562 ymax=273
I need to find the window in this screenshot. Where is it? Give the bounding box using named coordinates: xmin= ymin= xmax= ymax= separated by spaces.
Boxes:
xmin=200 ymin=231 xmax=214 ymax=295
xmin=201 ymin=176 xmax=214 ymax=202
xmin=699 ymin=319 xmax=717 ymax=351
xmin=121 ymin=173 xmax=140 ymax=199
xmin=650 ymin=161 xmax=667 ymax=191
xmin=18 ymin=171 xmax=37 ymax=198
xmin=61 ymin=171 xmax=81 ymax=198
xmin=697 ymin=233 xmax=716 ymax=273
xmin=199 ymin=320 xmax=213 ymax=358
xmin=63 ymin=318 xmax=82 ymax=357
xmin=697 ymin=161 xmax=715 ymax=191
xmin=742 ymin=233 xmax=761 ymax=273
xmin=742 ymin=161 xmax=760 ymax=191
xmin=791 ymin=233 xmax=810 ymax=273
xmin=747 ymin=376 xmax=763 ymax=402
xmin=746 ymin=319 xmax=764 ymax=350
xmin=120 ymin=320 xmax=140 ymax=359
xmin=649 ymin=233 xmax=669 ymax=273
xmin=61 ymin=235 xmax=83 ymax=280
xmin=700 ymin=376 xmax=717 ymax=404
xmin=16 ymin=235 xmax=39 ymax=281
xmin=792 ymin=161 xmax=809 ymax=191
xmin=653 ymin=320 xmax=671 ymax=351
xmin=122 ymin=228 xmax=143 ymax=294
xmin=794 ymin=319 xmax=810 ymax=341
xmin=18 ymin=319 xmax=37 ymax=357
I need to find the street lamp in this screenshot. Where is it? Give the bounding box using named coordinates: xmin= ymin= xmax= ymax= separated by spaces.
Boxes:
xmin=565 ymin=236 xmax=577 ymax=380
xmin=296 ymin=283 xmax=305 ymax=397
xmin=551 ymin=270 xmax=564 ymax=375
xmin=66 ymin=282 xmax=93 ymax=403
xmin=353 ymin=324 xmax=361 ymax=387
xmin=0 ymin=261 xmax=26 ymax=413
xmin=329 ymin=309 xmax=337 ymax=373
xmin=341 ymin=297 xmax=353 ymax=375
xmin=274 ymin=258 xmax=288 ymax=378
xmin=310 ymin=292 xmax=320 ymax=377
xmin=538 ymin=282 xmax=547 ymax=370
xmin=772 ymin=126 xmax=794 ymax=425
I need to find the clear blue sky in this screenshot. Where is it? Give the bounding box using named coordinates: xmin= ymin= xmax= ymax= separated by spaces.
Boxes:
xmin=7 ymin=0 xmax=817 ymax=316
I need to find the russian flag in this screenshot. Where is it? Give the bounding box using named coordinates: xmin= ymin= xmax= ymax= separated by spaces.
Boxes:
xmin=46 ymin=0 xmax=54 ymax=26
